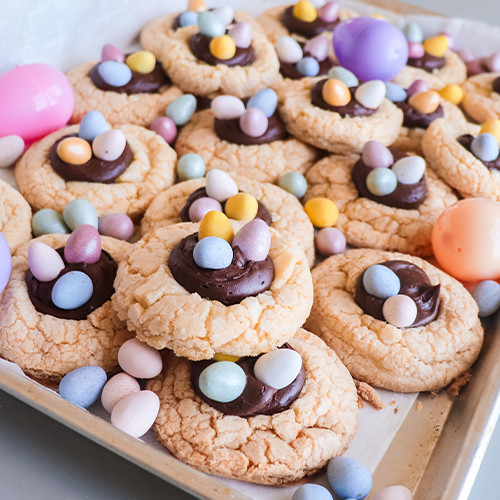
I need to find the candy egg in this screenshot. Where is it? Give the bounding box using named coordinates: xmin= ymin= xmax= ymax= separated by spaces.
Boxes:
xmin=408 ymin=90 xmax=440 ymax=114
xmin=197 ymin=11 xmax=225 ymax=38
xmin=56 ymin=137 xmax=92 ymax=165
xmin=355 ymin=80 xmax=386 ymax=109
xmin=246 ymin=89 xmax=278 ymax=118
xmin=177 ymin=153 xmax=206 ymax=181
xmin=327 ymin=67 xmax=358 ymax=89
xmin=297 ymin=57 xmax=320 ymax=77
xmin=188 ymin=0 xmax=207 ymax=12
xmin=293 ymin=0 xmax=317 ymax=22
xmin=383 ymin=294 xmax=418 ymax=328
xmin=327 ymin=456 xmax=372 ymax=500
xmin=111 ymin=390 xmax=160 ymax=438
xmin=404 ymin=22 xmax=424 ymax=43
xmin=322 ymin=78 xmax=351 ymax=107
xmin=101 ymin=43 xmax=125 ymax=63
xmin=423 ymin=35 xmax=448 ymax=58
xmin=472 ymin=280 xmax=500 ymax=317
xmin=213 ymin=353 xmax=240 ymax=362
xmin=304 ymin=36 xmax=329 ymax=62
xmin=362 ymin=141 xmax=393 ymax=168
xmin=97 ymin=61 xmax=132 ymax=87
xmin=0 ymin=135 xmax=25 ymax=168
xmin=101 ymin=372 xmax=141 ymax=414
xmin=438 ymin=84 xmax=464 ymax=105
xmin=373 ymin=485 xmax=413 ymax=500
xmin=166 ymin=94 xmax=197 ymax=126
xmin=487 ymin=52 xmax=500 ymax=73
xmin=276 ymin=36 xmax=303 ymax=64
xmin=32 ymin=208 xmax=70 ymax=236
xmin=59 ymin=366 xmax=107 ymax=409
xmin=178 ymin=11 xmax=199 ymax=28
xmin=199 ymin=361 xmax=247 ymax=403
xmin=279 ymin=171 xmax=308 ymax=198
xmin=78 ymin=110 xmax=109 ymax=142
xmin=199 ymin=210 xmax=234 ymax=242
xmin=150 ymin=116 xmax=177 ymax=144
xmin=118 ymin=338 xmax=163 ymax=379
xmin=406 ymin=79 xmax=428 ymax=97
xmin=304 ymin=197 xmax=339 ymax=227
xmin=0 ymin=233 xmax=10 ymax=294
xmin=98 ymin=213 xmax=134 ymax=240
xmin=384 ymin=82 xmax=406 ymax=103
xmin=465 ymin=59 xmax=484 ymax=77
xmin=193 ymin=236 xmax=234 ymax=269
xmin=363 ymin=264 xmax=400 ymax=299
xmin=225 ymin=193 xmax=259 ymax=221
xmin=239 ymin=108 xmax=268 ymax=137
xmin=391 ymin=156 xmax=426 ymax=184
xmin=229 ymin=22 xmax=252 ymax=49
xmin=210 ymin=35 xmax=237 ymax=61
xmin=408 ymin=42 xmax=425 ymax=59
xmin=28 ymin=242 xmax=65 ymax=282
xmin=293 ymin=484 xmax=333 ymax=500
xmin=318 ymin=1 xmax=339 ymax=23
xmin=125 ymin=51 xmax=156 ymax=74
xmin=232 ymin=218 xmax=271 ymax=262
xmin=189 ymin=197 xmax=223 ymax=222
xmin=254 ymin=349 xmax=302 ymax=390
xmin=480 ymin=119 xmax=500 ymax=145
xmin=471 ymin=133 xmax=500 ymax=162
xmin=63 ymin=199 xmax=98 ymax=230
xmin=212 ymin=95 xmax=246 ymax=120
xmin=92 ymin=129 xmax=126 ymax=162
xmin=52 ymin=271 xmax=94 ymax=310
xmin=315 ymin=227 xmax=346 ymax=256
xmin=432 ymin=198 xmax=500 ymax=281
xmin=456 ymin=49 xmax=474 ymax=63
xmin=205 ymin=168 xmax=238 ymax=202
xmin=212 ymin=6 xmax=234 ymax=26
xmin=366 ymin=167 xmax=397 ymax=196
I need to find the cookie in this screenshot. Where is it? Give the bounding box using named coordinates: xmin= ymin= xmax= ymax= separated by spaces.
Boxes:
xmin=305 ymin=248 xmax=483 ymax=392
xmin=112 ymin=221 xmax=313 ymax=360
xmin=15 ymin=123 xmax=176 ymax=220
xmin=462 ymin=72 xmax=500 ymax=123
xmin=0 ymin=234 xmax=133 ymax=382
xmin=147 ymin=328 xmax=358 ymax=485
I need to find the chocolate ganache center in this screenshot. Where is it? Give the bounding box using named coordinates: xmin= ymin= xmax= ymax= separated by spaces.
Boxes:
xmin=493 ymin=76 xmax=500 ymax=95
xmin=457 ymin=134 xmax=500 ymax=171
xmin=191 ymin=344 xmax=306 ymax=417
xmin=180 ymin=187 xmax=273 ymax=226
xmin=189 ymin=33 xmax=255 ymax=67
xmin=50 ymin=134 xmax=132 ymax=184
xmin=352 ymin=149 xmax=428 ymax=209
xmin=280 ymin=42 xmax=333 ymax=79
xmin=168 ymin=232 xmax=275 ymax=306
xmin=355 ymin=260 xmax=440 ymax=328
xmin=395 ymin=100 xmax=444 ymax=129
xmin=26 ymin=248 xmax=117 ymax=321
xmin=281 ymin=5 xmax=339 ymax=39
xmin=311 ymin=79 xmax=376 ymax=117
xmin=407 ymin=53 xmax=446 ymax=73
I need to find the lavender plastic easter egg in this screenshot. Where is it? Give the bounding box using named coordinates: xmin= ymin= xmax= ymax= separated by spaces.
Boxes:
xmin=28 ymin=242 xmax=65 ymax=282
xmin=0 ymin=233 xmax=11 ymax=294
xmin=333 ymin=18 xmax=408 ymax=81
xmin=232 ymin=218 xmax=271 ymax=262
xmin=64 ymin=224 xmax=102 ymax=264
xmin=98 ymin=213 xmax=134 ymax=240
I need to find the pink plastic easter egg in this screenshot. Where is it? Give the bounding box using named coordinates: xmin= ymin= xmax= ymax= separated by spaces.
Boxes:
xmin=64 ymin=224 xmax=102 ymax=264
xmin=28 ymin=242 xmax=65 ymax=282
xmin=118 ymin=338 xmax=163 ymax=379
xmin=101 ymin=372 xmax=140 ymax=413
xmin=0 ymin=232 xmax=12 ymax=294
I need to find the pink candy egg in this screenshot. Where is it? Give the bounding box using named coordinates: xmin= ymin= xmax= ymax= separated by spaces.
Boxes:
xmin=118 ymin=338 xmax=163 ymax=379
xmin=150 ymin=117 xmax=177 ymax=144
xmin=92 ymin=129 xmax=126 ymax=161
xmin=408 ymin=42 xmax=425 ymax=59
xmin=28 ymin=242 xmax=65 ymax=282
xmin=373 ymin=485 xmax=413 ymax=500
xmin=64 ymin=224 xmax=102 ymax=264
xmin=189 ymin=197 xmax=223 ymax=222
xmin=101 ymin=372 xmax=141 ymax=413
xmin=315 ymin=227 xmax=346 ymax=256
xmin=98 ymin=213 xmax=134 ymax=240
xmin=319 ymin=1 xmax=339 ymax=23
xmin=229 ymin=22 xmax=252 ymax=49
xmin=305 ymin=36 xmax=329 ymax=62
xmin=211 ymin=95 xmax=245 ymax=120
xmin=487 ymin=52 xmax=500 ymax=72
xmin=232 ymin=218 xmax=271 ymax=262
xmin=362 ymin=141 xmax=393 ymax=168
xmin=455 ymin=49 xmax=474 ymax=63
xmin=239 ymin=108 xmax=268 ymax=137
xmin=101 ymin=43 xmax=125 ymax=63
xmin=0 ymin=233 xmax=11 ymax=294
xmin=406 ymin=79 xmax=428 ymax=97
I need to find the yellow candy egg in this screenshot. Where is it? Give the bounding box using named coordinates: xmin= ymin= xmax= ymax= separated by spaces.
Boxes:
xmin=293 ymin=0 xmax=317 ymax=22
xmin=480 ymin=119 xmax=500 ymax=145
xmin=126 ymin=51 xmax=156 ymax=74
xmin=199 ymin=210 xmax=234 ymax=242
xmin=56 ymin=137 xmax=92 ymax=165
xmin=213 ymin=353 xmax=240 ymax=362
xmin=408 ymin=90 xmax=441 ymax=114
xmin=371 ymin=14 xmax=386 ymax=20
xmin=423 ymin=35 xmax=448 ymax=58
xmin=224 ymin=193 xmax=259 ymax=221
xmin=209 ymin=35 xmax=237 ymax=61
xmin=188 ymin=0 xmax=207 ymax=12
xmin=438 ymin=84 xmax=464 ymax=105
xmin=322 ymin=79 xmax=351 ymax=107
xmin=304 ymin=197 xmax=339 ymax=228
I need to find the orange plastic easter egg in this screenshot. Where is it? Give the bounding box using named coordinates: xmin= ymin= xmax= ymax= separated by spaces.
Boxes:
xmin=408 ymin=90 xmax=440 ymax=114
xmin=432 ymin=198 xmax=500 ymax=281
xmin=322 ymin=79 xmax=351 ymax=107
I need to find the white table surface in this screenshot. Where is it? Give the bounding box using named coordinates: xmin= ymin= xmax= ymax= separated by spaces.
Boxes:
xmin=1 ymin=1 xmax=499 ymax=499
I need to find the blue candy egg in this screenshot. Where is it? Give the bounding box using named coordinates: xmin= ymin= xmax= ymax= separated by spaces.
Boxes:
xmin=292 ymin=484 xmax=333 ymax=500
xmin=177 ymin=153 xmax=206 ymax=181
xmin=193 ymin=236 xmax=233 ymax=269
xmin=471 ymin=133 xmax=500 ymax=162
xmin=197 ymin=11 xmax=226 ymax=38
xmin=327 ymin=456 xmax=372 ymax=500
xmin=78 ymin=111 xmax=109 ymax=142
xmin=166 ymin=94 xmax=197 ymax=126
xmin=59 ymin=366 xmax=107 ymax=408
xmin=52 ymin=271 xmax=94 ymax=310
xmin=404 ymin=22 xmax=424 ymax=43
xmin=472 ymin=280 xmax=500 ymax=317
xmin=246 ymin=88 xmax=278 ymax=118
xmin=63 ymin=199 xmax=98 ymax=230
xmin=97 ymin=61 xmax=132 ymax=87
xmin=296 ymin=57 xmax=320 ymax=77
xmin=327 ymin=66 xmax=359 ymax=88
xmin=366 ymin=167 xmax=398 ymax=196
xmin=179 ymin=10 xmax=198 ymax=27
xmin=32 ymin=208 xmax=70 ymax=236
xmin=279 ymin=171 xmax=308 ymax=198
xmin=385 ymin=82 xmax=407 ymax=102
xmin=199 ymin=361 xmax=246 ymax=402
xmin=363 ymin=264 xmax=400 ymax=299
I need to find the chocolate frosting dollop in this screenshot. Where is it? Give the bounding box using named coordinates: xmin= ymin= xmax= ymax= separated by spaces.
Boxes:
xmin=280 ymin=42 xmax=333 ymax=79
xmin=26 ymin=248 xmax=117 ymax=321
xmin=407 ymin=53 xmax=446 ymax=73
xmin=354 ymin=260 xmax=440 ymax=328
xmin=493 ymin=76 xmax=500 ymax=95
xmin=180 ymin=187 xmax=273 ymax=226
xmin=168 ymin=232 xmax=275 ymax=306
xmin=189 ymin=33 xmax=255 ymax=67
xmin=281 ymin=5 xmax=339 ymax=39
xmin=191 ymin=344 xmax=306 ymax=417
xmin=50 ymin=134 xmax=132 ymax=184
xmin=311 ymin=79 xmax=376 ymax=117
xmin=395 ymin=100 xmax=444 ymax=129
xmin=352 ymin=148 xmax=427 ymax=209
xmin=457 ymin=134 xmax=500 ymax=171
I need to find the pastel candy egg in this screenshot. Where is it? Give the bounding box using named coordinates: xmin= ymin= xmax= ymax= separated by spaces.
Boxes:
xmin=423 ymin=35 xmax=448 ymax=58
xmin=232 ymin=218 xmax=271 ymax=261
xmin=404 ymin=22 xmax=424 ymax=43
xmin=193 ymin=236 xmax=233 ymax=269
xmin=125 ymin=51 xmax=156 ymax=74
xmin=189 ymin=197 xmax=223 ymax=222
xmin=327 ymin=456 xmax=372 ymax=500
xmin=304 ymin=36 xmax=329 ymax=62
xmin=322 ymin=78 xmax=351 ymax=107
xmin=408 ymin=42 xmax=425 ymax=59
xmin=56 ymin=137 xmax=92 ymax=165
xmin=209 ymin=35 xmax=237 ymax=61
xmin=52 ymin=271 xmax=93 ymax=310
xmin=276 ymin=36 xmax=303 ymax=64
xmin=166 ymin=94 xmax=197 ymax=126
xmin=212 ymin=6 xmax=234 ymax=26
xmin=197 ymin=11 xmax=225 ymax=38
xmin=391 ymin=156 xmax=426 ymax=184
xmin=254 ymin=349 xmax=302 ymax=390
xmin=406 ymin=79 xmax=428 ymax=97
xmin=98 ymin=213 xmax=134 ymax=240
xmin=177 ymin=153 xmax=206 ymax=181
xmin=246 ymin=88 xmax=278 ymax=118
xmin=63 ymin=199 xmax=98 ymax=230
xmin=229 ymin=22 xmax=252 ymax=49
xmin=383 ymin=294 xmax=418 ymax=328
xmin=366 ymin=167 xmax=397 ymax=196
xmin=28 ymin=242 xmax=65 ymax=282
xmin=205 ymin=168 xmax=238 ymax=202
xmin=487 ymin=52 xmax=500 ymax=73
xmin=355 ymin=80 xmax=386 ymax=109
xmin=178 ymin=11 xmax=198 ymax=28
xmin=97 ymin=61 xmax=132 ymax=87
xmin=471 ymin=133 xmax=500 ymax=162
xmin=304 ymin=197 xmax=339 ymax=227
xmin=199 ymin=210 xmax=234 ymax=242
xmin=296 ymin=57 xmax=320 ymax=77
xmin=293 ymin=0 xmax=317 ymax=22
xmin=373 ymin=485 xmax=413 ymax=500
xmin=315 ymin=227 xmax=346 ymax=256
xmin=318 ymin=1 xmax=339 ymax=23
xmin=101 ymin=372 xmax=141 ymax=413
xmin=211 ymin=95 xmax=246 ymax=120
xmin=466 ymin=59 xmax=486 ymax=77
xmin=59 ymin=366 xmax=107 ymax=408
xmin=32 ymin=208 xmax=70 ymax=236
xmin=0 ymin=233 xmax=10 ymax=294
xmin=327 ymin=67 xmax=359 ymax=88
xmin=225 ymin=193 xmax=259 ymax=221
xmin=480 ymin=119 xmax=500 ymax=145
xmin=279 ymin=171 xmax=307 ymax=198
xmin=118 ymin=338 xmax=163 ymax=379
xmin=111 ymin=390 xmax=160 ymax=438
xmin=198 ymin=361 xmax=246 ymax=403
xmin=293 ymin=484 xmax=333 ymax=500
xmin=150 ymin=116 xmax=177 ymax=144
xmin=78 ymin=110 xmax=109 ymax=142
xmin=438 ymin=84 xmax=464 ymax=105
xmin=472 ymin=280 xmax=500 ymax=317
xmin=213 ymin=353 xmax=240 ymax=362
xmin=239 ymin=108 xmax=268 ymax=137
xmin=363 ymin=264 xmax=400 ymax=299
xmin=101 ymin=43 xmax=125 ymax=63
xmin=92 ymin=129 xmax=126 ymax=161
xmin=362 ymin=141 xmax=394 ymax=168
xmin=188 ymin=0 xmax=207 ymax=12
xmin=408 ymin=90 xmax=440 ymax=114
xmin=385 ymin=82 xmax=406 ymax=103
xmin=0 ymin=135 xmax=25 ymax=168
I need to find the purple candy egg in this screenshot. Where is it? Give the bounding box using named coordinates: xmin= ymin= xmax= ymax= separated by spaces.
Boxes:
xmin=362 ymin=141 xmax=393 ymax=168
xmin=150 ymin=117 xmax=177 ymax=144
xmin=406 ymin=79 xmax=428 ymax=97
xmin=189 ymin=197 xmax=223 ymax=222
xmin=239 ymin=108 xmax=268 ymax=138
xmin=64 ymin=224 xmax=102 ymax=264
xmin=98 ymin=213 xmax=134 ymax=240
xmin=232 ymin=219 xmax=271 ymax=262
xmin=0 ymin=232 xmax=11 ymax=294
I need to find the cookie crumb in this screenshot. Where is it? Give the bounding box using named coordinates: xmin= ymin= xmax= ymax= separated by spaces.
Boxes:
xmin=357 ymin=395 xmax=365 ymax=409
xmin=354 ymin=379 xmax=385 ymax=410
xmin=389 ymin=400 xmax=396 ymax=406
xmin=447 ymin=371 xmax=472 ymax=397
xmin=416 ymin=401 xmax=423 ymax=411
xmin=393 ymin=407 xmax=399 ymax=414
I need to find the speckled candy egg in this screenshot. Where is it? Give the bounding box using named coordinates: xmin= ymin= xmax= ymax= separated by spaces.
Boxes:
xmin=193 ymin=236 xmax=234 ymax=269
xmin=383 ymin=294 xmax=418 ymax=328
xmin=373 ymin=485 xmax=413 ymax=500
xmin=57 ymin=137 xmax=92 ymax=165
xmin=188 ymin=197 xmax=223 ymax=222
xmin=59 ymin=366 xmax=107 ymax=408
xmin=52 ymin=271 xmax=94 ymax=310
xmin=28 ymin=242 xmax=65 ymax=282
xmin=327 ymin=456 xmax=372 ymax=500
xmin=92 ymin=129 xmax=126 ymax=162
xmin=118 ymin=338 xmax=163 ymax=379
xmin=198 ymin=361 xmax=247 ymax=403
xmin=363 ymin=264 xmax=400 ymax=299
xmin=232 ymin=218 xmax=271 ymax=262
xmin=101 ymin=372 xmax=141 ymax=413
xmin=254 ymin=349 xmax=302 ymax=390
xmin=98 ymin=213 xmax=134 ymax=240
xmin=64 ymin=224 xmax=101 ymax=264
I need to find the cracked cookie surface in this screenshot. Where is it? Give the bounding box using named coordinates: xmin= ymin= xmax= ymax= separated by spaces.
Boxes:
xmin=462 ymin=72 xmax=500 ymax=123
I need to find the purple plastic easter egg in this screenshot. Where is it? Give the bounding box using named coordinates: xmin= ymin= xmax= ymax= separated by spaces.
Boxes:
xmin=98 ymin=213 xmax=134 ymax=240
xmin=333 ymin=17 xmax=408 ymax=81
xmin=0 ymin=232 xmax=11 ymax=294
xmin=150 ymin=117 xmax=177 ymax=144
xmin=28 ymin=242 xmax=65 ymax=282
xmin=64 ymin=224 xmax=102 ymax=264
xmin=189 ymin=197 xmax=223 ymax=222
xmin=232 ymin=218 xmax=271 ymax=262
